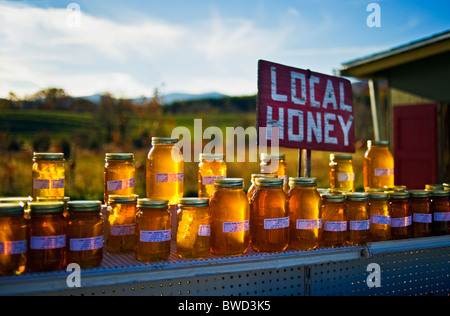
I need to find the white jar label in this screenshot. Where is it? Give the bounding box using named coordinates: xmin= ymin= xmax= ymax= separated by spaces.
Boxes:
xmin=198 ymin=225 xmax=211 ymax=236
xmin=374 ymin=168 xmax=394 ymax=176
xmin=223 ymin=220 xmax=250 ymax=233
xmin=156 ymin=173 xmax=184 ymax=183
xmin=338 ymin=173 xmax=355 ymax=182
xmin=107 ymin=178 xmax=135 ymax=191
xmin=0 ymin=240 xmax=27 ymax=255
xmin=391 ymin=216 xmax=412 ymax=228
xmin=30 ymin=235 xmax=66 ymax=250
xmin=70 ymin=236 xmax=103 ymax=252
xmin=110 ymin=224 xmax=135 ymax=236
xmin=140 ymin=229 xmax=171 ymax=243
xmin=370 ymin=214 xmax=391 ymax=225
xmin=296 ymin=219 xmax=322 ymax=230
xmin=33 ymin=179 xmax=65 ymax=190
xmin=324 ymin=221 xmax=347 ymax=232
xmin=264 ymin=217 xmax=289 ymax=230
xmin=434 ymin=212 xmax=450 ymax=222
xmin=349 ymin=220 xmax=370 ymax=231
xmin=413 ymin=213 xmax=432 ymax=224
xmin=202 ymin=175 xmax=226 ymax=185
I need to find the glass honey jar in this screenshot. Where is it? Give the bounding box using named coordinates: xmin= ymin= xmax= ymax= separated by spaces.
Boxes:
xmin=146 ymin=137 xmax=184 ymax=206
xmin=210 ymin=178 xmax=250 ymax=256
xmin=176 ymin=198 xmax=210 ymax=259
xmin=27 ymin=202 xmax=66 ymax=272
xmin=198 ymin=153 xmax=227 ymax=199
xmin=250 ymin=178 xmax=289 ymax=253
xmin=0 ymin=197 xmax=32 ymax=220
xmin=0 ymin=203 xmax=27 ymax=276
xmin=410 ymin=190 xmax=432 ymax=238
xmin=67 ymin=201 xmax=104 ymax=269
xmin=363 ymin=140 xmax=394 ymax=192
xmin=329 ymin=154 xmax=355 ymax=193
xmin=247 ymin=174 xmax=278 ymax=202
xmin=389 ymin=191 xmax=412 ymax=240
xmin=135 ymin=199 xmax=171 ymax=262
xmin=288 ymin=177 xmax=322 ymax=251
xmin=346 ymin=193 xmax=370 ymax=245
xmin=32 ymin=153 xmax=65 ymax=200
xmin=260 ymin=153 xmax=288 ymax=191
xmin=430 ymin=190 xmax=450 ymax=236
xmin=321 ymin=193 xmax=347 ymax=248
xmin=368 ymin=192 xmax=391 ymax=242
xmin=104 ymin=153 xmax=136 ymax=204
xmin=105 ymin=195 xmax=138 ymax=254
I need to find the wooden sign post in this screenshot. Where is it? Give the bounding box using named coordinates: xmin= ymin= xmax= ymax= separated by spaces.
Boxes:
xmin=257 ymin=60 xmax=355 ymax=178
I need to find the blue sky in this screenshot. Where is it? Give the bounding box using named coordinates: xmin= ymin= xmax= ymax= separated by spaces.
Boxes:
xmin=0 ymin=0 xmax=449 ymax=98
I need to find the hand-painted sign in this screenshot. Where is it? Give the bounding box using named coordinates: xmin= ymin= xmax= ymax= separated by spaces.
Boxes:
xmin=257 ymin=60 xmax=355 ymax=153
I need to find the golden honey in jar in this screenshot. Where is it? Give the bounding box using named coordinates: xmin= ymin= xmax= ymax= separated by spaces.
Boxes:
xmin=198 ymin=154 xmax=227 ymax=199
xmin=146 ymin=137 xmax=184 ymax=205
xmin=260 ymin=153 xmax=288 ymax=191
xmin=27 ymin=202 xmax=66 ymax=272
xmin=363 ymin=140 xmax=394 ymax=192
xmin=0 ymin=197 xmax=32 ymax=220
xmin=67 ymin=201 xmax=104 ymax=269
xmin=135 ymin=199 xmax=171 ymax=262
xmin=32 ymin=153 xmax=65 ymax=200
xmin=321 ymin=193 xmax=347 ymax=248
xmin=329 ymin=154 xmax=355 ymax=193
xmin=368 ymin=192 xmax=391 ymax=242
xmin=346 ymin=193 xmax=370 ymax=245
xmin=0 ymin=203 xmax=27 ymax=276
xmin=389 ymin=191 xmax=412 ymax=240
xmin=288 ymin=177 xmax=322 ymax=251
xmin=247 ymin=174 xmax=278 ymax=202
xmin=105 ymin=195 xmax=138 ymax=254
xmin=410 ymin=190 xmax=432 ymax=238
xmin=430 ymin=190 xmax=450 ymax=236
xmin=177 ymin=198 xmax=210 ymax=259
xmin=250 ymin=178 xmax=289 ymax=253
xmin=210 ymin=178 xmax=250 ymax=256
xmin=104 ymin=153 xmax=136 ymax=204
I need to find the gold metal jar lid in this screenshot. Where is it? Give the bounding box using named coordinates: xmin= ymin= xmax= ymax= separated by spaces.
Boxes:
xmin=178 ymin=198 xmax=209 ymax=207
xmin=409 ymin=190 xmax=430 ymax=198
xmin=108 ymin=194 xmax=139 ymax=204
xmin=260 ymin=153 xmax=286 ymax=161
xmin=255 ymin=178 xmax=284 ymax=187
xmin=33 ymin=152 xmax=65 ymax=161
xmin=429 ymin=190 xmax=450 ymax=197
xmin=389 ymin=191 xmax=410 ymax=199
xmin=0 ymin=203 xmax=24 ymax=216
xmin=330 ymin=154 xmax=353 ymax=160
xmin=368 ymin=140 xmax=389 ymax=147
xmin=425 ymin=183 xmax=449 ymax=191
xmin=368 ymin=192 xmax=389 ymax=200
xmin=0 ymin=196 xmax=32 ymax=205
xmin=251 ymin=174 xmax=278 ymax=182
xmin=199 ymin=153 xmax=224 ymax=161
xmin=137 ymin=199 xmax=169 ymax=208
xmin=29 ymin=201 xmax=65 ymax=214
xmin=215 ymin=178 xmax=244 ymax=188
xmin=346 ymin=192 xmax=369 ymax=201
xmin=105 ymin=153 xmax=134 ymax=161
xmin=152 ymin=137 xmax=178 ymax=145
xmin=289 ymin=177 xmax=317 ymax=186
xmin=68 ymin=201 xmax=102 ymax=212
xmin=322 ymin=193 xmax=346 ymax=202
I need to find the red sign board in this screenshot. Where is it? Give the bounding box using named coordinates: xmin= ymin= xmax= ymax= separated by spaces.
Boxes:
xmin=257 ymin=60 xmax=355 ymax=153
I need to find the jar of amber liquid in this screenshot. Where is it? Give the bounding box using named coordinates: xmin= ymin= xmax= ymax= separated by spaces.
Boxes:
xmin=0 ymin=197 xmax=32 ymax=220
xmin=346 ymin=193 xmax=370 ymax=245
xmin=27 ymin=202 xmax=66 ymax=272
xmin=0 ymin=204 xmax=27 ymax=276
xmin=32 ymin=153 xmax=65 ymax=200
xmin=177 ymin=198 xmax=210 ymax=259
xmin=104 ymin=153 xmax=136 ymax=204
xmin=364 ymin=140 xmax=394 ymax=192
xmin=329 ymin=154 xmax=355 ymax=193
xmin=198 ymin=153 xmax=227 ymax=198
xmin=250 ymin=178 xmax=289 ymax=253
xmin=389 ymin=191 xmax=412 ymax=240
xmin=321 ymin=194 xmax=347 ymax=248
xmin=37 ymin=196 xmax=70 ymax=218
xmin=67 ymin=201 xmax=104 ymax=269
xmin=430 ymin=190 xmax=450 ymax=236
xmin=288 ymin=177 xmax=322 ymax=251
xmin=135 ymin=199 xmax=171 ymax=262
xmin=147 ymin=137 xmax=184 ymax=205
xmin=210 ymin=178 xmax=250 ymax=256
xmin=106 ymin=195 xmax=138 ymax=254
xmin=260 ymin=153 xmax=288 ymax=191
xmin=410 ymin=190 xmax=432 ymax=238
xmin=247 ymin=174 xmax=278 ymax=202
xmin=368 ymin=192 xmax=391 ymax=242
